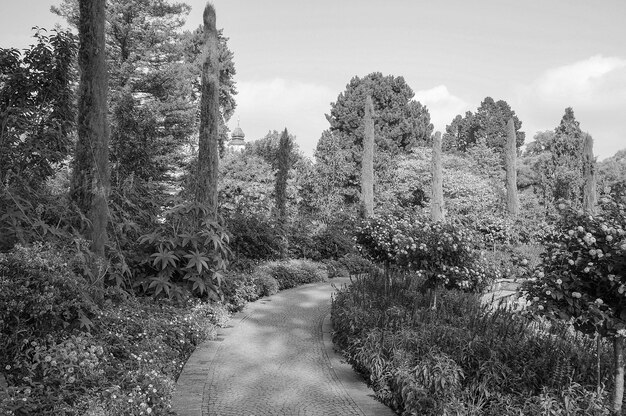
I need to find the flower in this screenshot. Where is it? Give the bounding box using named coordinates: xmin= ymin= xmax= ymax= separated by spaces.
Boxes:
xmin=556 ymin=279 xmax=562 ymax=285
xmin=572 ymin=292 xmax=582 ymax=298
xmin=546 ymin=290 xmax=552 ymax=296
xmin=596 ymin=298 xmax=604 ymax=305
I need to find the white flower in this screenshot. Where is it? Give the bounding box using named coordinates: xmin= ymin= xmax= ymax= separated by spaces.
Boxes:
xmin=556 ymin=279 xmax=562 ymax=285
xmin=572 ymin=292 xmax=582 ymax=298
xmin=538 ymin=305 xmax=544 ymax=310
xmin=546 ymin=290 xmax=552 ymax=296
xmin=568 ymin=259 xmax=575 ymax=265
xmin=584 ymin=267 xmax=590 ymax=273
xmin=596 ymin=298 xmax=604 ymax=305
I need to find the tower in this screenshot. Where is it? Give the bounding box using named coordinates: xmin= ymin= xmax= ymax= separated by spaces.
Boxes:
xmin=229 ymin=118 xmax=245 ymax=152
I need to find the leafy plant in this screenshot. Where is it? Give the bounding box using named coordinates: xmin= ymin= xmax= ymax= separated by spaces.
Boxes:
xmin=136 ymin=198 xmax=231 ymax=300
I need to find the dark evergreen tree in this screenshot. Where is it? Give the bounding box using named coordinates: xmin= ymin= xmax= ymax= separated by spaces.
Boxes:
xmin=195 ymin=2 xmax=219 ymax=219
xmin=71 ymin=0 xmax=110 ymax=259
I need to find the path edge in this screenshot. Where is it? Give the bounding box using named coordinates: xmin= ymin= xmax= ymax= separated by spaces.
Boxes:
xmin=321 ymin=313 xmax=397 ymax=416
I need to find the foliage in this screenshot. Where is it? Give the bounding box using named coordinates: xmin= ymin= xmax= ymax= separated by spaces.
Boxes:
xmin=597 ymin=148 xmax=626 ymax=202
xmin=136 ymin=198 xmax=231 ymax=300
xmin=376 ymin=147 xmax=501 ymax=218
xmin=522 ymin=108 xmax=589 ymax=208
xmin=0 ymin=275 xmax=226 ymax=415
xmin=318 ymin=72 xmax=433 ymax=206
xmin=219 ymin=152 xmax=274 ymax=215
xmin=52 ymin=0 xmax=237 ymax=183
xmin=275 ymin=129 xmax=293 ymax=220
xmin=225 ymin=211 xmax=284 ymax=261
xmin=355 ymin=213 xmax=489 ymax=291
xmin=0 ymin=28 xmax=77 ymax=188
xmin=522 ymin=196 xmax=626 ymax=337
xmin=258 ymin=259 xmax=327 ymax=290
xmin=443 ymin=97 xmax=524 ymax=154
xmin=0 ymin=244 xmax=98 ymax=370
xmin=332 ymin=272 xmax=615 ymax=415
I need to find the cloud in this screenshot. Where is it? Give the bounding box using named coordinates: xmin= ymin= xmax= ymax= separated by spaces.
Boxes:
xmin=230 ymin=78 xmax=336 ymax=157
xmin=528 ymin=55 xmax=626 ymax=105
xmin=515 ymin=55 xmax=626 ymax=160
xmin=414 ymin=85 xmax=470 ymax=133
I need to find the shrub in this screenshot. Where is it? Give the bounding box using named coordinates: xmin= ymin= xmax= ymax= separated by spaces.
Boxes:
xmin=136 ymin=198 xmax=231 ymax=300
xmin=252 ymin=270 xmax=279 ymax=297
xmin=225 ymin=212 xmax=284 ymax=261
xmin=259 ymin=259 xmax=327 ymax=290
xmin=338 ymin=253 xmax=373 ymax=276
xmin=322 ymin=259 xmax=350 ymax=278
xmin=220 ymin=272 xmax=262 ymax=312
xmin=355 ymin=213 xmax=489 ymax=292
xmin=0 ymin=244 xmax=98 ymax=370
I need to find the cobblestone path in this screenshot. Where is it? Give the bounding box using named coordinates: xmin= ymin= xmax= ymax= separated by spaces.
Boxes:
xmin=190 ymin=278 xmax=394 ymax=416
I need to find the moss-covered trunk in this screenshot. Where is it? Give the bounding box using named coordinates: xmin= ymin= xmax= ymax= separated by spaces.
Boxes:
xmin=431 ymin=131 xmax=444 ymax=221
xmin=71 ymin=0 xmax=110 ymax=260
xmin=361 ymin=95 xmax=374 ymax=218
xmin=613 ymin=337 xmax=625 ymax=415
xmin=582 ymin=133 xmax=597 ymax=215
xmin=195 ymin=3 xmax=220 ymax=220
xmin=505 ymin=118 xmax=519 ymax=217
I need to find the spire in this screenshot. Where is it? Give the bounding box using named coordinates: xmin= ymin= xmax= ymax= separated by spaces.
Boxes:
xmin=229 ymin=116 xmax=245 ymax=151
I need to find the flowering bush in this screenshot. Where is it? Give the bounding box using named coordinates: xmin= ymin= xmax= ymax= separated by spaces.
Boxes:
xmin=355 ymin=213 xmax=489 ymax=291
xmin=523 ymin=197 xmax=626 ymax=337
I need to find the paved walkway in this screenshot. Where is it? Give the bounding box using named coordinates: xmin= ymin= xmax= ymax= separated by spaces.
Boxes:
xmin=173 ymin=277 xmax=395 ymax=416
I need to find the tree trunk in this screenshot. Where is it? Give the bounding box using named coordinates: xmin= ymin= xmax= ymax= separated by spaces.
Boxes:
xmin=361 ymin=95 xmax=375 ymax=218
xmin=505 ymin=118 xmax=519 ymax=217
xmin=71 ymin=0 xmax=110 ymax=261
xmin=195 ymin=3 xmax=220 ymax=220
xmin=431 ymin=131 xmax=444 ymax=221
xmin=613 ymin=336 xmax=624 ymax=415
xmin=582 ymin=133 xmax=597 ymax=215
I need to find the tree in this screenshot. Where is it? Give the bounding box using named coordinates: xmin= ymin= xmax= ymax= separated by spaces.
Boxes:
xmin=195 ymin=3 xmax=219 ymax=219
xmin=320 ymin=72 xmax=433 ymax=207
xmin=443 ymin=97 xmax=524 ymax=154
xmin=326 ymin=72 xmax=432 ymax=154
xmin=505 ymin=118 xmax=519 ymax=216
xmin=598 ymin=149 xmax=626 ymax=201
xmin=522 ymin=108 xmax=586 ymax=206
xmin=52 ymin=0 xmax=237 ymax=183
xmin=0 ymin=29 xmax=76 ymax=188
xmin=582 ymin=133 xmax=597 ymax=214
xmin=431 ymin=132 xmax=444 ymax=221
xmin=361 ymin=96 xmax=374 ymax=218
xmin=70 ymin=0 xmax=110 ymax=260
xmin=275 ymin=129 xmax=293 ymax=220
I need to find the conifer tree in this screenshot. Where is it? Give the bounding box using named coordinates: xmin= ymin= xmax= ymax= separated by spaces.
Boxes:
xmin=582 ymin=133 xmax=597 ymax=214
xmin=275 ymin=128 xmax=293 ymax=221
xmin=361 ymin=95 xmax=375 ymax=218
xmin=195 ymin=2 xmax=220 ymax=219
xmin=505 ymin=118 xmax=519 ymax=216
xmin=431 ymin=131 xmax=444 ymax=221
xmin=71 ymin=0 xmax=110 ymax=259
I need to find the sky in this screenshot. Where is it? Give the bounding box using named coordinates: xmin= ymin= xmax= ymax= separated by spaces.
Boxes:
xmin=1 ymin=0 xmax=625 ymax=160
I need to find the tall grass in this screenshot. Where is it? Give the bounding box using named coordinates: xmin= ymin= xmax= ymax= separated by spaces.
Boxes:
xmin=332 ymin=270 xmax=613 ymax=415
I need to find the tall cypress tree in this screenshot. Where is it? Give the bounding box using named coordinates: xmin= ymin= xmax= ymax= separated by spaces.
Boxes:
xmin=582 ymin=133 xmax=597 ymax=214
xmin=431 ymin=131 xmax=444 ymax=221
xmin=505 ymin=118 xmax=519 ymax=217
xmin=71 ymin=0 xmax=110 ymax=259
xmin=195 ymin=2 xmax=220 ymax=219
xmin=275 ymin=128 xmax=293 ymax=221
xmin=361 ymin=95 xmax=375 ymax=218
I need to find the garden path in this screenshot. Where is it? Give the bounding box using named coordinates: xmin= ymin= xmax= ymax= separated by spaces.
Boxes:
xmin=172 ymin=277 xmax=395 ymax=416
